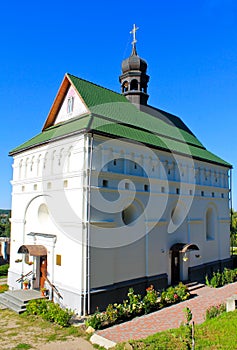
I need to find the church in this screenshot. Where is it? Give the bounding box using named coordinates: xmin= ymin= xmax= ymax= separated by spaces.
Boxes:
xmin=8 ymin=26 xmax=232 ymax=315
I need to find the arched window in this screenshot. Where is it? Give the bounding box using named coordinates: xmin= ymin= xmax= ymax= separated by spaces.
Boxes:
xmin=122 ymin=81 xmax=129 ymax=92
xmin=141 ymin=83 xmax=147 ymax=93
xmin=130 ymin=79 xmax=138 ymax=91
xmin=206 ymin=207 xmax=215 ymax=240
xmin=19 ymin=159 xmax=23 ymax=179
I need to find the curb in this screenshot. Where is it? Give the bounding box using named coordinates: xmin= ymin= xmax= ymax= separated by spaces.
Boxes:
xmin=90 ymin=333 xmax=116 ymax=349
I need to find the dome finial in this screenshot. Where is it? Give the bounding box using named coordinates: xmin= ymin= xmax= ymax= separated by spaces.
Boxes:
xmin=130 ymin=24 xmax=139 ymax=55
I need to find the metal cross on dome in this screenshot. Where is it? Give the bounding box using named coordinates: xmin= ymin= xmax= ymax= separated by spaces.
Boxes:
xmin=130 ymin=24 xmax=139 ymax=47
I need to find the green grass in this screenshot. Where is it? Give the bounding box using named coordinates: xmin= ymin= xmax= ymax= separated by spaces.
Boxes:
xmin=13 ymin=344 xmax=32 ymax=349
xmin=115 ymin=310 xmax=237 ymax=349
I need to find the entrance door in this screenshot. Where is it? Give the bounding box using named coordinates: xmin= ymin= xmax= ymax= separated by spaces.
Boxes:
xmin=171 ymin=251 xmax=180 ymax=285
xmin=40 ymin=255 xmax=47 ymax=289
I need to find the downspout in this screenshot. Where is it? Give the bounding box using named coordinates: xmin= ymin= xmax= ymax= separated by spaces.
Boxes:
xmin=82 ymin=136 xmax=87 ymax=316
xmin=87 ymin=133 xmax=93 ymax=315
xmin=230 ymin=168 xmax=233 ymax=256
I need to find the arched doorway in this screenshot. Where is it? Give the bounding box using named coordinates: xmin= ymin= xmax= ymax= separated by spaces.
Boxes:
xmin=170 ymin=243 xmax=199 ymax=284
xmin=17 ymin=244 xmax=47 ymax=289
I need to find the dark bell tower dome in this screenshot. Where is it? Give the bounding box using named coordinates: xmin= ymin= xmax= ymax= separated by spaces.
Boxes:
xmin=119 ymin=25 xmax=150 ymax=108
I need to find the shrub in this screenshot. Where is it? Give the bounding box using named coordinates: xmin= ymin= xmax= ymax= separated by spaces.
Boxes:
xmin=205 ymin=268 xmax=237 ymax=288
xmin=143 ymin=285 xmax=159 ymax=314
xmin=0 ymin=284 xmax=8 ymax=293
xmin=26 ymin=299 xmax=73 ymax=327
xmin=0 ymin=264 xmax=9 ymax=276
xmin=85 ymin=307 xmax=103 ymax=330
xmin=206 ymin=303 xmax=226 ymax=320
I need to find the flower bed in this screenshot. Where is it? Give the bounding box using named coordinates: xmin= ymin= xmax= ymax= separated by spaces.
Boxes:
xmin=86 ymin=282 xmax=190 ymax=330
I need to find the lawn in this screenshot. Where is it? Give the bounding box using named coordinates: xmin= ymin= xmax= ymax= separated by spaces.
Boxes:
xmin=115 ymin=310 xmax=237 ymax=349
xmin=0 ymin=308 xmax=86 ymax=349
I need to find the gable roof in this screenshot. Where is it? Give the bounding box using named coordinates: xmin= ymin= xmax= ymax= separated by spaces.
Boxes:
xmin=10 ymin=73 xmax=231 ymax=168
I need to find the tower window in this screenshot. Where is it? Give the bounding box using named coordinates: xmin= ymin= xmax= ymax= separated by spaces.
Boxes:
xmin=67 ymin=96 xmax=74 ymax=114
xmin=113 ymin=159 xmax=117 ymax=166
xmin=212 ymin=192 xmax=215 ymax=198
xmin=122 ymin=81 xmax=128 ymax=92
xmin=130 ymin=79 xmax=138 ymax=91
xmin=176 ymin=188 xmax=180 ymax=195
xmin=201 ymin=191 xmax=204 ymax=197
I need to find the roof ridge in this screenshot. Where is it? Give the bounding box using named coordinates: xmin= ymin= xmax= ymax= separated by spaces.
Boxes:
xmin=67 ymin=73 xmax=126 ymax=100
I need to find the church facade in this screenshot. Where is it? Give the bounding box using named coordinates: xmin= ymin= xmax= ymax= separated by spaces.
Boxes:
xmin=8 ymin=33 xmax=232 ymax=315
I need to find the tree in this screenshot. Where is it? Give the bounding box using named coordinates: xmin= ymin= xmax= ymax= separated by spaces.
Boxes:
xmin=230 ymin=210 xmax=237 ymax=251
xmin=0 ymin=212 xmax=11 ymax=237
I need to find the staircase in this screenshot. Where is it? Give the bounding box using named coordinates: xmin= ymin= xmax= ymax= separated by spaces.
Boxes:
xmin=0 ymin=290 xmax=46 ymax=314
xmin=184 ymin=281 xmax=205 ymax=292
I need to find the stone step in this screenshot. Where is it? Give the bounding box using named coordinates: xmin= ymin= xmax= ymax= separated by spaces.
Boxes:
xmin=0 ymin=289 xmax=47 ymax=314
xmin=0 ymin=294 xmax=26 ymax=313
xmin=184 ymin=281 xmax=205 ymax=292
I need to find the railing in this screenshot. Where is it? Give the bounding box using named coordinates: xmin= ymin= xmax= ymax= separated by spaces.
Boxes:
xmin=16 ymin=271 xmax=33 ymax=283
xmin=45 ymin=277 xmax=63 ymax=300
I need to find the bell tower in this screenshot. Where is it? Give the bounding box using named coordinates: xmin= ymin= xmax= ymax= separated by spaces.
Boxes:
xmin=119 ymin=24 xmax=149 ymax=107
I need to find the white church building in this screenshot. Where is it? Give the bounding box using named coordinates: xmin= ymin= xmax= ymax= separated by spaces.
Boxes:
xmin=8 ymin=29 xmax=232 ymax=315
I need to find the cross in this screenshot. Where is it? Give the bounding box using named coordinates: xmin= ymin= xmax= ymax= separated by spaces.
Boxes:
xmin=130 ymin=24 xmax=139 ymax=47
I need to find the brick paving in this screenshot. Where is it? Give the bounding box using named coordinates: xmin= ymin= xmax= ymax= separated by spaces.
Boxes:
xmin=97 ymin=282 xmax=237 ymax=343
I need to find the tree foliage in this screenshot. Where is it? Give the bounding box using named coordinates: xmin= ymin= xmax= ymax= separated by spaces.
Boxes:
xmin=0 ymin=212 xmax=11 ymax=237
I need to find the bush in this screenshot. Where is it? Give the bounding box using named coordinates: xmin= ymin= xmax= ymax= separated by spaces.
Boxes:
xmin=0 ymin=264 xmax=9 ymax=276
xmin=0 ymin=284 xmax=8 ymax=293
xmin=26 ymin=299 xmax=73 ymax=327
xmin=206 ymin=303 xmax=226 ymax=320
xmin=205 ymin=268 xmax=237 ymax=288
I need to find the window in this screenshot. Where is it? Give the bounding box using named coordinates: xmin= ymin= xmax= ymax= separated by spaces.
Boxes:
xmin=189 ymin=189 xmax=193 ymax=196
xmin=221 ymin=193 xmax=224 ymax=198
xmin=206 ymin=208 xmax=215 ymax=240
xmin=47 ymin=182 xmax=52 ymax=190
xmin=212 ymin=192 xmax=215 ymax=198
xmin=63 ymin=180 xmax=68 ymax=188
xmin=113 ymin=159 xmax=117 ymax=166
xmin=67 ymin=96 xmax=74 ymax=114
xmin=176 ymin=188 xmax=180 ymax=195
xmin=201 ymin=191 xmax=204 ymax=197
xmin=161 ymin=186 xmax=165 ymax=193
xmin=34 ymin=184 xmax=37 ymax=191
xmin=122 ymin=81 xmax=128 ymax=92
xmin=144 ymin=184 xmax=149 ymax=192
xmin=125 ymin=182 xmax=129 ymax=190
xmin=102 ymin=179 xmax=108 ymax=187
xmin=130 ymin=79 xmax=138 ymax=91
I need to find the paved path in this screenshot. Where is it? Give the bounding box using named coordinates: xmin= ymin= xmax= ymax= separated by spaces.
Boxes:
xmin=97 ymin=282 xmax=237 ymax=343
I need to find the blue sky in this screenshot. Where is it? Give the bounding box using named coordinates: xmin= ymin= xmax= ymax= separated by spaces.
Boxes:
xmin=0 ymin=0 xmax=236 ymax=209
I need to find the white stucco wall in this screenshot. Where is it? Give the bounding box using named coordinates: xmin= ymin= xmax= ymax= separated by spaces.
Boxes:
xmin=9 ymin=133 xmax=87 ymax=314
xmin=89 ymin=135 xmax=230 ymax=288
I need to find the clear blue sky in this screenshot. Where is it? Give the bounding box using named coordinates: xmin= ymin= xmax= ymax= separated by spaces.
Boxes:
xmin=0 ymin=0 xmax=236 ymax=209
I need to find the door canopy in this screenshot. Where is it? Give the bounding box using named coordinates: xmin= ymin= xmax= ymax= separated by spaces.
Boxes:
xmin=170 ymin=243 xmax=199 ymax=253
xmin=18 ymin=245 xmax=47 ymax=256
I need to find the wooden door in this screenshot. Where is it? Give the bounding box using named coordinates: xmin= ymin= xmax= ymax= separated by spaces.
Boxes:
xmin=171 ymin=251 xmax=180 ymax=285
xmin=40 ymin=256 xmax=47 ymax=289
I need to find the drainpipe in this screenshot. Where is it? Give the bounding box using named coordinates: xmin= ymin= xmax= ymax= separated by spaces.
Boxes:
xmin=230 ymin=169 xmax=233 ymax=256
xmin=87 ymin=133 xmax=93 ymax=315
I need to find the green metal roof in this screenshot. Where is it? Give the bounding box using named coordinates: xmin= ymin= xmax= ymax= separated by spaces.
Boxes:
xmin=10 ymin=74 xmax=231 ymax=168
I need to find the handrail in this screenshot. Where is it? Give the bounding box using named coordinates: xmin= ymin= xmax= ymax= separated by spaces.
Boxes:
xmin=45 ymin=277 xmax=63 ymax=300
xmin=16 ymin=271 xmax=33 ymax=283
